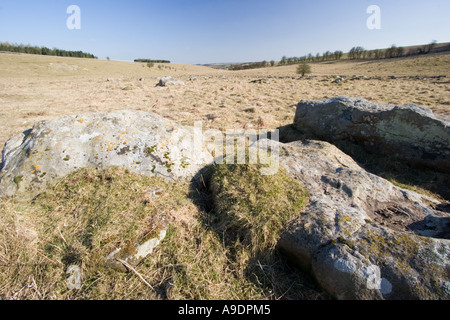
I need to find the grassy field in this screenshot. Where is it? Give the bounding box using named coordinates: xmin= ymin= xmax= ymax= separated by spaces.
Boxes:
xmin=0 ymin=52 xmax=449 ymax=149
xmin=0 ymin=52 xmax=449 ymax=300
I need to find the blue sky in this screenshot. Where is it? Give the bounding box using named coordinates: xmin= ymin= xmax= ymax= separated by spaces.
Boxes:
xmin=0 ymin=0 xmax=449 ymax=64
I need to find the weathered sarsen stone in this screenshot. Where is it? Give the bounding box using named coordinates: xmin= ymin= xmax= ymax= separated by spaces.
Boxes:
xmin=293 ymin=97 xmax=450 ymax=172
xmin=0 ymin=110 xmax=208 ymax=197
xmin=258 ymin=139 xmax=450 ymax=300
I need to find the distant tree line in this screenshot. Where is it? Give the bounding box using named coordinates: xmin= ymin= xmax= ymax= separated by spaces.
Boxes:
xmin=279 ymin=50 xmax=344 ymax=65
xmin=228 ymin=61 xmax=270 ymax=70
xmin=348 ymin=45 xmax=406 ymax=60
xmin=134 ymin=59 xmax=171 ymax=63
xmin=228 ymin=50 xmax=345 ymax=70
xmin=348 ymin=41 xmax=438 ymax=60
xmin=0 ymin=42 xmax=97 ymax=59
xmin=226 ymin=40 xmax=442 ymax=71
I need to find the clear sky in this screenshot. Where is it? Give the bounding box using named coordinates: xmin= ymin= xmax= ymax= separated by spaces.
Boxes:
xmin=0 ymin=0 xmax=449 ymax=64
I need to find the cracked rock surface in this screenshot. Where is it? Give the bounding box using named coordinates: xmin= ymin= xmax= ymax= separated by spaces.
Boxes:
xmin=266 ymin=139 xmax=450 ymax=299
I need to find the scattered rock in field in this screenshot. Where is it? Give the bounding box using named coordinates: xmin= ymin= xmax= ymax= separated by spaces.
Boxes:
xmin=250 ymin=78 xmax=270 ymax=84
xmin=107 ymin=78 xmax=114 ymax=82
xmin=156 ymin=76 xmax=185 ymax=87
xmin=205 ymin=114 xmax=218 ymax=122
xmin=243 ymin=107 xmax=256 ymax=113
xmin=0 ymin=110 xmax=208 ymax=197
xmin=189 ymin=76 xmax=197 ymax=81
xmin=332 ymin=77 xmax=343 ymax=84
xmin=138 ymin=77 xmax=145 ymax=81
xmin=293 ymin=97 xmax=450 ymax=172
xmin=255 ymin=138 xmax=450 ymax=299
xmin=350 ymin=75 xmax=363 ymax=80
xmin=300 ymin=76 xmax=316 ymax=80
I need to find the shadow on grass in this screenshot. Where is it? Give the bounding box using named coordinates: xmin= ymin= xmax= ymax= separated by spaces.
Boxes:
xmin=277 ymin=124 xmax=450 ymax=202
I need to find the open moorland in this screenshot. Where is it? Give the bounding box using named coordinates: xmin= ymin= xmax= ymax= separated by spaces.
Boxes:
xmin=1 ymin=52 xmax=449 ymax=149
xmin=0 ymin=51 xmax=449 ymax=300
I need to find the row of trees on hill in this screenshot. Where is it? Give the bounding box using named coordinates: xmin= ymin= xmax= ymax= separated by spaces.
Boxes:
xmin=228 ymin=61 xmax=271 ymax=70
xmin=134 ymin=59 xmax=170 ymax=63
xmin=348 ymin=41 xmax=438 ymax=60
xmin=229 ymin=50 xmax=345 ymax=70
xmin=228 ymin=50 xmax=344 ymax=70
xmin=228 ymin=41 xmax=440 ymax=71
xmin=0 ymin=42 xmax=97 ymax=59
xmin=349 ymin=45 xmax=408 ymax=60
xmin=279 ymin=50 xmax=344 ymax=65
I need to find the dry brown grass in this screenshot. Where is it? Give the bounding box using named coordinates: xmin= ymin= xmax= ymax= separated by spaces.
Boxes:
xmin=1 ymin=52 xmax=449 ymax=148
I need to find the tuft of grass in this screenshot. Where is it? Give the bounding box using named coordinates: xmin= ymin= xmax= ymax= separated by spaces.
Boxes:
xmin=209 ymin=160 xmax=308 ymax=253
xmin=199 ymin=149 xmax=320 ymax=299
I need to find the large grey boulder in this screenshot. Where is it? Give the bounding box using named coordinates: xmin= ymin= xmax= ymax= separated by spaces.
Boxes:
xmin=0 ymin=110 xmax=207 ymax=197
xmin=293 ymin=97 xmax=450 ymax=172
xmin=256 ymin=139 xmax=450 ymax=299
xmin=156 ymin=76 xmax=185 ymax=87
